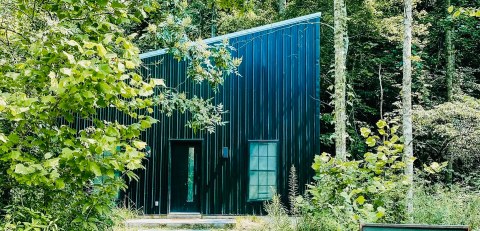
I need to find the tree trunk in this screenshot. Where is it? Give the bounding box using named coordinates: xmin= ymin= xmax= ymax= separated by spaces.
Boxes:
xmin=211 ymin=5 xmax=217 ymax=37
xmin=446 ymin=0 xmax=455 ymax=102
xmin=445 ymin=0 xmax=455 ymax=185
xmin=402 ymin=0 xmax=414 ymax=219
xmin=278 ymin=0 xmax=286 ymax=13
xmin=334 ymin=0 xmax=348 ymax=160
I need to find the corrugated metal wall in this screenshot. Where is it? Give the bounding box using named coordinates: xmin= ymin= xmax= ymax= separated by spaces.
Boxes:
xmin=120 ymin=13 xmax=321 ymax=215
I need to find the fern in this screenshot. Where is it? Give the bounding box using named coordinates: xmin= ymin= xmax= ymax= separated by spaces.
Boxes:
xmin=288 ymin=165 xmax=299 ymax=215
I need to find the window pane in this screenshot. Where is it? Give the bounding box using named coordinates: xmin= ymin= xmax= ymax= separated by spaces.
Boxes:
xmin=249 ymin=186 xmax=258 ymax=199
xmin=268 ymin=172 xmax=276 ymax=186
xmin=250 ymin=157 xmax=259 ymax=170
xmin=250 ymin=143 xmax=259 ymax=157
xmin=187 ymin=147 xmax=195 ymax=202
xmin=259 ymin=186 xmax=269 ymax=194
xmin=259 ymin=171 xmax=268 ymax=185
xmin=259 ymin=157 xmax=268 ymax=170
xmin=267 ymin=157 xmax=276 ymax=171
xmin=249 ymin=171 xmax=258 ymax=185
xmin=258 ymin=144 xmax=268 ymax=156
xmin=268 ymin=143 xmax=277 ymax=156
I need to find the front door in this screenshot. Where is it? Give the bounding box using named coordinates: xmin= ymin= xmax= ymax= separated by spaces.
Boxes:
xmin=169 ymin=140 xmax=202 ymax=213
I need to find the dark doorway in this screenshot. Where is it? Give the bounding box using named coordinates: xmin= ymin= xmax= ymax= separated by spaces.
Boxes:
xmin=169 ymin=140 xmax=202 ymax=213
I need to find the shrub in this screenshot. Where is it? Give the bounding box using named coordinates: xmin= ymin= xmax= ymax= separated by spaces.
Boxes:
xmin=263 ymin=194 xmax=294 ymax=231
xmin=298 ymin=120 xmax=410 ymax=230
xmin=412 ymin=184 xmax=480 ymax=230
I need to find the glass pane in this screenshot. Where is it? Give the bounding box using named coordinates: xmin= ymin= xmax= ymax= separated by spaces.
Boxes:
xmin=250 ymin=143 xmax=259 ymax=157
xmin=259 ymin=171 xmax=268 ymax=185
xmin=187 ymin=147 xmax=194 ymax=202
xmin=249 ymin=171 xmax=259 ymax=186
xmin=267 ymin=157 xmax=276 ymax=171
xmin=259 ymin=157 xmax=268 ymax=170
xmin=268 ymin=143 xmax=277 ymax=156
xmin=259 ymin=186 xmax=269 ymax=194
xmin=250 ymin=157 xmax=259 ymax=170
xmin=268 ymin=171 xmax=276 ymax=186
xmin=259 ymin=144 xmax=268 ymax=156
xmin=249 ymin=186 xmax=258 ymax=200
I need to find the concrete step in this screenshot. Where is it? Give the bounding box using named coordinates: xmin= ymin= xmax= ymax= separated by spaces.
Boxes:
xmin=166 ymin=213 xmax=202 ymax=219
xmin=125 ymin=218 xmax=236 ymax=229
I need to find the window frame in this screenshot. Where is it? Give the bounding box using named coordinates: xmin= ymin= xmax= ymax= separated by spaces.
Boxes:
xmin=247 ymin=140 xmax=279 ymax=202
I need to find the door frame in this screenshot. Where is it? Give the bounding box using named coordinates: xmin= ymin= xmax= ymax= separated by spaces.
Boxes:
xmin=168 ymin=139 xmax=203 ymax=214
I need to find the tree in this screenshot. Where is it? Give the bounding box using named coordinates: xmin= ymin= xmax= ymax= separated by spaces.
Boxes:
xmin=402 ymin=0 xmax=414 ymax=218
xmin=334 ymin=0 xmax=348 ymax=160
xmin=445 ymin=0 xmax=456 ymax=184
xmin=0 ymin=0 xmax=239 ymax=230
xmin=446 ymin=0 xmax=455 ymax=102
xmin=278 ymin=0 xmax=287 ymax=13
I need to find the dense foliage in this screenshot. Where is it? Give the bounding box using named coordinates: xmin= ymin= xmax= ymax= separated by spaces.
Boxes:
xmin=0 ymin=0 xmax=238 ymax=230
xmin=298 ymin=120 xmax=409 ymax=230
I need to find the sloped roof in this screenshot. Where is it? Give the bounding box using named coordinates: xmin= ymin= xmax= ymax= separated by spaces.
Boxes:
xmin=139 ymin=12 xmax=321 ymax=59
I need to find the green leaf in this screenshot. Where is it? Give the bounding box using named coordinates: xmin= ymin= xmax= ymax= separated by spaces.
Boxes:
xmin=133 ymin=140 xmax=147 ymax=150
xmin=448 ymin=6 xmax=454 ymax=13
xmin=56 ymin=179 xmax=65 ymax=189
xmin=0 ymin=133 xmax=8 ymax=143
xmin=376 ymin=207 xmax=385 ymax=218
xmin=15 ymin=163 xmax=34 ymax=175
xmin=63 ymin=51 xmax=76 ymax=64
xmin=0 ymin=97 xmax=6 ymax=112
xmin=356 ymin=196 xmax=366 ymax=205
xmin=61 ymin=148 xmax=74 ymax=160
xmin=376 ymin=120 xmax=387 ymax=129
xmin=60 ymin=68 xmax=73 ymax=76
xmin=96 ymin=44 xmax=108 ymax=58
xmin=453 ymin=10 xmax=461 ymax=18
xmin=125 ymin=61 xmax=136 ymax=69
xmin=360 ymin=127 xmax=371 ymax=138
xmin=97 ymin=0 xmax=108 ymax=6
xmin=366 ymin=136 xmax=376 ymax=147
xmin=90 ymin=162 xmax=102 ymax=176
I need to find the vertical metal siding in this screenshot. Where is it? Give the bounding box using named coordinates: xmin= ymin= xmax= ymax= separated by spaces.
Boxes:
xmin=79 ymin=14 xmax=323 ymax=215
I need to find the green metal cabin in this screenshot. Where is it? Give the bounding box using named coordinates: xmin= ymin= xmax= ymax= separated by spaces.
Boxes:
xmin=123 ymin=13 xmax=321 ymax=215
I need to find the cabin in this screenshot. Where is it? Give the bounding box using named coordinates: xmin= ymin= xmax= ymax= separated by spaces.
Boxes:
xmin=123 ymin=12 xmax=321 ymax=215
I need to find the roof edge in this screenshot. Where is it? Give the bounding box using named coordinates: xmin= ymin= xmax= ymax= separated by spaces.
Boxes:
xmin=139 ymin=12 xmax=321 ymax=59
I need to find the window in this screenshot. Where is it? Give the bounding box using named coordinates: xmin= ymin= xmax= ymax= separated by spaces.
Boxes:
xmin=248 ymin=141 xmax=277 ymax=201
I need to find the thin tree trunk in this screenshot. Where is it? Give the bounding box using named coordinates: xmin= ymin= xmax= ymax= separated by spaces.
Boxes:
xmin=402 ymin=0 xmax=414 ymax=219
xmin=334 ymin=0 xmax=348 ymax=160
xmin=446 ymin=0 xmax=455 ymax=102
xmin=278 ymin=0 xmax=286 ymax=14
xmin=211 ymin=5 xmax=217 ymax=37
xmin=378 ymin=64 xmax=383 ymax=120
xmin=445 ymin=0 xmax=455 ymax=185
